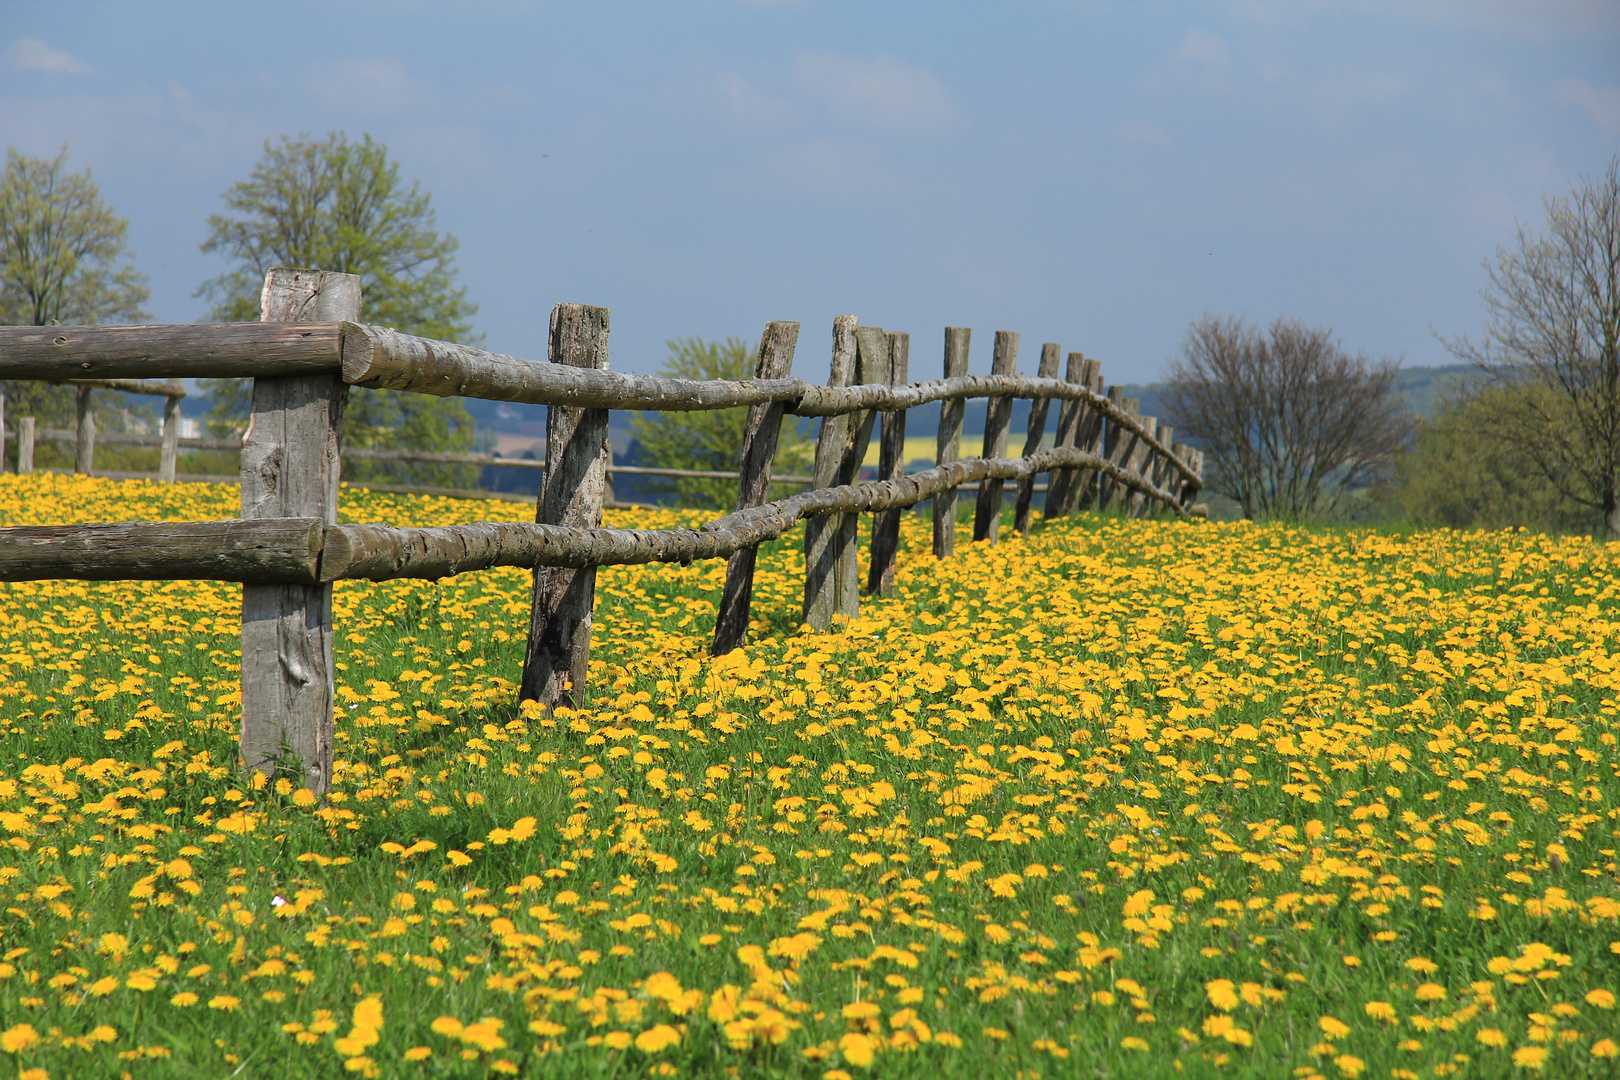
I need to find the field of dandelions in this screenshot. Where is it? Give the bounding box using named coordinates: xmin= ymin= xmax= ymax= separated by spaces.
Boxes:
xmin=0 ymin=472 xmax=1616 ymax=1079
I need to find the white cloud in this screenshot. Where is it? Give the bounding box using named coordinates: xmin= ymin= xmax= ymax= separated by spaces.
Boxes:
xmin=1551 ymin=77 xmax=1620 ymax=132
xmin=1170 ymin=29 xmax=1231 ymax=90
xmin=301 ymin=58 xmax=414 ymax=114
xmin=1115 ymin=118 xmax=1174 ymax=149
xmin=694 ymin=70 xmax=800 ymax=135
xmin=4 ymin=37 xmax=92 ymax=75
xmin=793 ymin=53 xmax=956 ymax=136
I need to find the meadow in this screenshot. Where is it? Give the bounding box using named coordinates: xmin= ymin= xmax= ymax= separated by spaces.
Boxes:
xmin=0 ymin=472 xmax=1616 ymax=1079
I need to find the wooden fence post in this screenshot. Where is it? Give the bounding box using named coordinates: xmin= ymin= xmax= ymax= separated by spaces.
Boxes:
xmin=159 ymin=384 xmax=182 ymax=483
xmin=1126 ymin=416 xmax=1157 ymax=517
xmin=1013 ymin=342 xmax=1061 ymax=534
xmin=804 ymin=315 xmax=858 ymax=630
xmin=868 ymin=331 xmax=910 ymax=594
xmin=521 ymin=303 xmax=612 ymax=710
xmin=1148 ymin=425 xmax=1174 ymax=517
xmin=1099 ymin=389 xmax=1133 ymax=511
xmin=1045 ymin=353 xmax=1097 ymax=519
xmin=972 ymin=330 xmax=1019 ymax=544
xmin=0 ymin=392 xmax=5 ymax=473
xmin=1076 ymin=367 xmax=1107 ymax=510
xmin=17 ymin=417 xmax=33 ymax=474
xmin=74 ymin=386 xmax=95 ymax=474
xmin=835 ymin=327 xmax=884 ymax=618
xmin=932 ymin=327 xmax=971 ymax=559
xmin=239 ymin=267 xmax=361 ymax=793
xmin=712 ymin=320 xmax=800 ymax=656
xmin=1179 ymin=446 xmax=1205 ymax=511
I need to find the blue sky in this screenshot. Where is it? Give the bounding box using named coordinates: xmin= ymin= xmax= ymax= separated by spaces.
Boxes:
xmin=3 ymin=1 xmax=1617 ymax=383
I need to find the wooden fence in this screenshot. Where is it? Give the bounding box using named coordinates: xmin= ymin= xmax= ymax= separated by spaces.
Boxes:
xmin=0 ymin=267 xmax=1204 ymax=793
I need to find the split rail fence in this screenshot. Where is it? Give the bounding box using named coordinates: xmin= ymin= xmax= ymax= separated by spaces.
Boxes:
xmin=0 ymin=268 xmax=1204 ymax=793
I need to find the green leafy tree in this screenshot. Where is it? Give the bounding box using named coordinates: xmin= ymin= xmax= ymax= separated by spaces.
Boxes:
xmin=1 ymin=145 xmax=151 ymax=458
xmin=196 ymin=132 xmax=480 ymax=487
xmin=1396 ymin=382 xmax=1591 ymax=533
xmin=629 ymin=336 xmax=813 ymax=510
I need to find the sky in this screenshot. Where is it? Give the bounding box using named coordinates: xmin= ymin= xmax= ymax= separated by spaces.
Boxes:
xmin=3 ymin=1 xmax=1618 ymax=385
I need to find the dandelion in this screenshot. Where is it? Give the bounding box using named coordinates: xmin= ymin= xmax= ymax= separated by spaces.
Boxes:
xmin=209 ymin=996 xmax=241 ymax=1011
xmin=1319 ymin=1016 xmax=1350 ymax=1039
xmin=1586 ymin=989 xmax=1616 ymax=1009
xmin=170 ymin=992 xmax=198 ymax=1007
xmin=1477 ymin=1029 xmax=1508 ymax=1048
xmin=1 ymin=1024 xmax=40 ymax=1052
xmin=1512 ymin=1046 xmax=1548 ymax=1070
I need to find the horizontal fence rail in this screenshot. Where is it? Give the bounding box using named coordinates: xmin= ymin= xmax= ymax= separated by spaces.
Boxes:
xmin=0 ymin=267 xmax=1205 ymax=796
xmin=0 ymin=447 xmax=1166 ymax=586
xmin=0 ymin=319 xmax=1198 ymax=484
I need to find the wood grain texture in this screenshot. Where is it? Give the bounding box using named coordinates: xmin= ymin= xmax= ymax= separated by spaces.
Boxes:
xmin=932 ymin=328 xmax=971 ymax=559
xmin=17 ymin=417 xmax=33 ymax=473
xmin=713 ymin=321 xmax=800 ymax=656
xmin=0 ymin=518 xmax=323 ymax=583
xmin=65 ymin=377 xmax=186 ymax=397
xmin=1125 ymin=415 xmax=1157 ymax=517
xmin=74 ymin=387 xmax=94 ymax=474
xmin=1013 ymin=343 xmax=1061 ymax=534
xmin=520 ymin=303 xmax=612 ymax=711
xmin=1044 ymin=354 xmax=1092 ymax=518
xmin=973 ymin=331 xmax=1020 ymax=544
xmin=159 ymin=394 xmax=181 ymax=483
xmin=804 ymin=315 xmax=857 ymax=630
xmin=836 ymin=328 xmax=884 ymax=618
xmin=868 ymin=330 xmax=909 ymax=594
xmin=323 ymin=445 xmax=1189 ymax=582
xmin=0 ymin=322 xmax=343 ymax=380
xmin=239 ymin=267 xmax=361 ymax=794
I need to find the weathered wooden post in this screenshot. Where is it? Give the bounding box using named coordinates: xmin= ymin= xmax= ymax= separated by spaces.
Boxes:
xmin=521 ymin=303 xmax=612 ymax=710
xmin=1013 ymin=342 xmax=1061 ymax=534
xmin=1147 ymin=424 xmax=1174 ymax=516
xmin=1100 ymin=390 xmax=1138 ymax=512
xmin=1126 ymin=416 xmax=1157 ymax=517
xmin=868 ymin=331 xmax=910 ymax=594
xmin=932 ymin=327 xmax=971 ymax=559
xmin=712 ymin=320 xmax=800 ymax=656
xmin=239 ymin=267 xmax=361 ymax=793
xmin=805 ymin=315 xmax=858 ymax=630
xmin=1179 ymin=446 xmax=1205 ymax=512
xmin=1075 ymin=367 xmax=1108 ymax=510
xmin=17 ymin=418 xmax=34 ymax=474
xmin=74 ymin=386 xmax=95 ymax=474
xmin=834 ymin=328 xmax=883 ymax=617
xmin=972 ymin=331 xmax=1019 ymax=544
xmin=1045 ymin=354 xmax=1097 ymax=519
xmin=0 ymin=392 xmax=5 ymax=473
xmin=159 ymin=383 xmax=183 ymax=483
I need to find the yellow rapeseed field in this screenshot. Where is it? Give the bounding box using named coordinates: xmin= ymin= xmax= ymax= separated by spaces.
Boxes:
xmin=0 ymin=472 xmax=1616 ymax=1079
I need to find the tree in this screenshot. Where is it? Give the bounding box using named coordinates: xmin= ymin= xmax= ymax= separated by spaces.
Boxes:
xmin=628 ymin=337 xmax=814 ymax=510
xmin=1444 ymin=153 xmax=1620 ymax=539
xmin=1 ymin=145 xmax=151 ymax=447
xmin=1160 ymin=315 xmax=1411 ymax=520
xmin=197 ymin=132 xmax=480 ymax=487
xmin=1395 ymin=382 xmax=1591 ymax=533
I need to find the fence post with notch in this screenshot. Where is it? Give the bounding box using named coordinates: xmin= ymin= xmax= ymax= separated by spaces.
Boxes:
xmin=834 ymin=327 xmax=884 ymax=618
xmin=1013 ymin=342 xmax=1061 ymax=534
xmin=868 ymin=330 xmax=909 ymax=594
xmin=972 ymin=330 xmax=1019 ymax=544
xmin=804 ymin=315 xmax=858 ymax=630
xmin=521 ymin=303 xmax=612 ymax=712
xmin=932 ymin=327 xmax=970 ymax=558
xmin=239 ymin=267 xmax=360 ymax=794
xmin=712 ymin=320 xmax=800 ymax=656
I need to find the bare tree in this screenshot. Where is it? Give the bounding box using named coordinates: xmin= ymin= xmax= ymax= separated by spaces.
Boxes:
xmin=1445 ymin=153 xmax=1620 ymax=539
xmin=1161 ymin=315 xmax=1411 ymax=520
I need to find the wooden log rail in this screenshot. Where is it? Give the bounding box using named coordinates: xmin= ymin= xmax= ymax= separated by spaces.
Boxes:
xmin=0 ymin=444 xmax=1186 ymax=586
xmin=0 ymin=321 xmax=1200 ymax=487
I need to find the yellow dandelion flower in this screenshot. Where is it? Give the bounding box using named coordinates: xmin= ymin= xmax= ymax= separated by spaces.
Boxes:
xmin=1477 ymin=1029 xmax=1508 ymax=1048
xmin=1586 ymin=989 xmax=1616 ymax=1009
xmin=2 ymin=1024 xmax=41 ymax=1053
xmin=1319 ymin=1016 xmax=1351 ymax=1039
xmin=169 ymin=992 xmax=198 ymax=1007
xmin=1206 ymin=979 xmax=1240 ymax=1011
